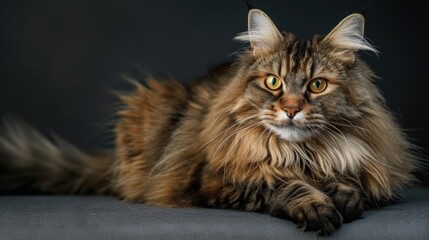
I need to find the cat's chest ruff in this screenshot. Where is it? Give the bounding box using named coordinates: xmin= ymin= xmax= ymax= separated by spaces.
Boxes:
xmin=266 ymin=135 xmax=374 ymax=177
xmin=206 ymin=125 xmax=374 ymax=185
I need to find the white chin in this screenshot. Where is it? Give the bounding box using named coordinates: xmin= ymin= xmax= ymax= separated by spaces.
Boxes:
xmin=269 ymin=126 xmax=311 ymax=142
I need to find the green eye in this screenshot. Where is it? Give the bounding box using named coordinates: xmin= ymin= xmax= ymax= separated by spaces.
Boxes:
xmin=265 ymin=75 xmax=282 ymax=90
xmin=308 ymin=78 xmax=328 ymax=93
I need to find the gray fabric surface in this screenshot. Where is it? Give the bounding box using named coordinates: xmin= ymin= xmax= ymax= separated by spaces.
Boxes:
xmin=0 ymin=189 xmax=428 ymax=240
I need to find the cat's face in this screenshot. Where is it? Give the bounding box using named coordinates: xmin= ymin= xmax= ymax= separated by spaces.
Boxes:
xmin=232 ymin=10 xmax=377 ymax=142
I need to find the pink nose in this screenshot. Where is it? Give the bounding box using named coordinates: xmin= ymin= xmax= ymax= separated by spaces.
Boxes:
xmin=281 ymin=106 xmax=302 ymax=119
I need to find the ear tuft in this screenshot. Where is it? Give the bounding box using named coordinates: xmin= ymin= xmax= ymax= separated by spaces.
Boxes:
xmin=323 ymin=14 xmax=378 ymax=62
xmin=235 ymin=9 xmax=283 ymax=57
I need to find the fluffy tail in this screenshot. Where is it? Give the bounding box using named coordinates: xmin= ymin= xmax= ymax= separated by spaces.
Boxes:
xmin=0 ymin=118 xmax=113 ymax=195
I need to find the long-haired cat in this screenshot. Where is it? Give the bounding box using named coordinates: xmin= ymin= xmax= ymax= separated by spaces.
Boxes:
xmin=0 ymin=9 xmax=419 ymax=235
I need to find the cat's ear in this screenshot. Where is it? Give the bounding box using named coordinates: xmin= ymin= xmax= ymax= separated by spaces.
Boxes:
xmin=235 ymin=9 xmax=283 ymax=57
xmin=323 ymin=14 xmax=378 ymax=63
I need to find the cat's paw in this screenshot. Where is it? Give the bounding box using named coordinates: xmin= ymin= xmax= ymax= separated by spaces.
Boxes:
xmin=326 ymin=182 xmax=364 ymax=223
xmin=293 ymin=201 xmax=342 ymax=236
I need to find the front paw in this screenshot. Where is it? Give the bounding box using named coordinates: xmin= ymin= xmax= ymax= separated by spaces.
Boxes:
xmin=291 ymin=200 xmax=342 ymax=236
xmin=326 ymin=182 xmax=364 ymax=223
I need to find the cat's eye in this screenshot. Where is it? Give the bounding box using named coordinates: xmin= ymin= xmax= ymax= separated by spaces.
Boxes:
xmin=308 ymin=78 xmax=328 ymax=93
xmin=264 ymin=75 xmax=282 ymax=91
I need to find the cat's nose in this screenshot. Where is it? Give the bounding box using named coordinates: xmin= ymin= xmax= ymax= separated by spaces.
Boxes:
xmin=280 ymin=95 xmax=304 ymax=119
xmin=281 ymin=106 xmax=302 ymax=119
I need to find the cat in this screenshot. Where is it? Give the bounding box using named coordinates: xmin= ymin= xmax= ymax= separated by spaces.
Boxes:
xmin=0 ymin=8 xmax=419 ymax=236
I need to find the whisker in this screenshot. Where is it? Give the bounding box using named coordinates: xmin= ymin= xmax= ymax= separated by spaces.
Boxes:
xmin=222 ymin=123 xmax=267 ymax=186
xmin=311 ymin=119 xmax=351 ymax=148
xmin=211 ymin=121 xmax=262 ymax=165
xmin=255 ymin=125 xmax=270 ymax=144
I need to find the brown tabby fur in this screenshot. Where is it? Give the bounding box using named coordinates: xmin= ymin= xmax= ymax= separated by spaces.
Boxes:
xmin=0 ymin=9 xmax=419 ymax=235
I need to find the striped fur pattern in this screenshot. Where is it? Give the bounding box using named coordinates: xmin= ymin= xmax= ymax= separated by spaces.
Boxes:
xmin=0 ymin=9 xmax=419 ymax=236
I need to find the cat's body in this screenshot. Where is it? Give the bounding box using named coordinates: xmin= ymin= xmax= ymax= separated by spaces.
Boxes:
xmin=0 ymin=9 xmax=419 ymax=235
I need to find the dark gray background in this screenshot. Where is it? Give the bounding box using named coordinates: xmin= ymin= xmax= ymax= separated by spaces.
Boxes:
xmin=1 ymin=0 xmax=428 ymax=185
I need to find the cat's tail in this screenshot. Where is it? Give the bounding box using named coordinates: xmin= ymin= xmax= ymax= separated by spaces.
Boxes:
xmin=0 ymin=118 xmax=114 ymax=195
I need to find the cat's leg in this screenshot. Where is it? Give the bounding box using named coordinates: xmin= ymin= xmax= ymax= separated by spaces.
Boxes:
xmin=201 ymin=177 xmax=342 ymax=235
xmin=267 ymin=180 xmax=342 ymax=236
xmin=324 ymin=181 xmax=364 ymax=223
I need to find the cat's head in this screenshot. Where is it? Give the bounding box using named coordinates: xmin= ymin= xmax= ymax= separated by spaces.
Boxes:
xmin=229 ymin=9 xmax=379 ymax=142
